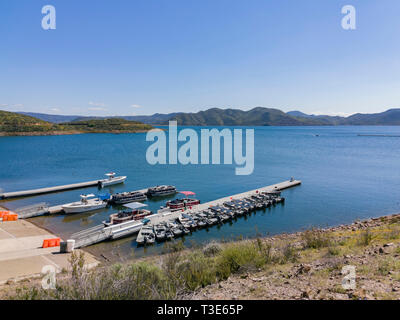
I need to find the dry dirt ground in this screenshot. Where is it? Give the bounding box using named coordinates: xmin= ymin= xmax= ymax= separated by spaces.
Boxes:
xmin=191 ymin=214 xmax=400 ymax=300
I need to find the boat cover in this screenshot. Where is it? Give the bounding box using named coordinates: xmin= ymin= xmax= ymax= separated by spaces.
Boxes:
xmin=98 ymin=193 xmax=111 ymax=200
xmin=123 ymin=202 xmax=148 ymax=210
xmin=180 ymin=191 xmax=196 ymax=196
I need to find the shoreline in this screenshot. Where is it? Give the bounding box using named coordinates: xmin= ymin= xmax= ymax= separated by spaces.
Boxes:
xmin=0 ymin=129 xmax=152 ymax=137
xmin=2 ymin=211 xmax=400 ymax=299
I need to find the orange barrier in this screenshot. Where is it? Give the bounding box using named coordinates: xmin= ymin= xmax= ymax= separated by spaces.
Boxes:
xmin=2 ymin=214 xmax=18 ymax=221
xmin=0 ymin=211 xmax=10 ymax=218
xmin=42 ymin=238 xmax=61 ymax=248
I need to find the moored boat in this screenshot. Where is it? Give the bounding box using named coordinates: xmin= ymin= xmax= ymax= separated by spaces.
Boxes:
xmin=103 ymin=202 xmax=152 ymax=227
xmin=62 ymin=194 xmax=107 ymax=214
xmin=166 ymin=191 xmax=200 ymax=210
xmin=110 ymin=191 xmax=147 ymax=204
xmin=146 ymin=185 xmax=177 ymax=197
xmin=99 ymin=172 xmax=127 ymax=188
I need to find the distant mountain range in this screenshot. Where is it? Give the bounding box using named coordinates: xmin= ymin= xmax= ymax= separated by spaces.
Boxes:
xmin=15 ymin=107 xmax=400 ymax=126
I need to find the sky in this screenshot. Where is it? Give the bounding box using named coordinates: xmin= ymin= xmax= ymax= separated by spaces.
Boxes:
xmin=0 ymin=0 xmax=399 ymax=117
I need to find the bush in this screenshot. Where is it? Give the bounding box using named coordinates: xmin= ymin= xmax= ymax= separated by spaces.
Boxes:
xmin=278 ymin=243 xmax=298 ymax=264
xmin=327 ymin=246 xmax=341 ymax=256
xmin=203 ymin=241 xmax=222 ymax=257
xmin=302 ymin=228 xmax=331 ymax=249
xmin=14 ymin=253 xmax=177 ymax=300
xmin=215 ymin=242 xmax=266 ymax=279
xmin=358 ymin=228 xmax=374 ymax=246
xmin=11 ymin=238 xmax=293 ymax=300
xmin=177 ymin=252 xmax=217 ymax=291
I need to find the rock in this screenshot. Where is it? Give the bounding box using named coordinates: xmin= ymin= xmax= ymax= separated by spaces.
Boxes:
xmin=297 ymin=264 xmax=312 ymax=275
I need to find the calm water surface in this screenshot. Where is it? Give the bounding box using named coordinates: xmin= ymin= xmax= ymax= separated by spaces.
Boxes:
xmin=1 ymin=126 xmax=400 ymax=260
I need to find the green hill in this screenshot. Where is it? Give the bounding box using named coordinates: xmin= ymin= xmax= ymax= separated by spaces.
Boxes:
xmin=344 ymin=109 xmax=400 ymax=125
xmin=167 ymin=107 xmax=328 ymax=126
xmin=10 ymin=107 xmax=400 ymax=127
xmin=62 ymin=118 xmax=153 ymax=133
xmin=0 ymin=110 xmax=153 ymax=135
xmin=0 ymin=110 xmax=58 ymax=133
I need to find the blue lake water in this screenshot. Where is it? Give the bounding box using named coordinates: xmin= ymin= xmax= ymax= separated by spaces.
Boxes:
xmin=1 ymin=126 xmax=400 ymax=260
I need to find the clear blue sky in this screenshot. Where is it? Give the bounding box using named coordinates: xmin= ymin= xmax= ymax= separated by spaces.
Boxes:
xmin=0 ymin=0 xmax=399 ymax=116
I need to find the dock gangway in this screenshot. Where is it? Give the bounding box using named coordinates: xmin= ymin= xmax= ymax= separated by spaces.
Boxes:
xmin=71 ymin=224 xmax=113 ymax=248
xmin=15 ymin=203 xmax=50 ymax=219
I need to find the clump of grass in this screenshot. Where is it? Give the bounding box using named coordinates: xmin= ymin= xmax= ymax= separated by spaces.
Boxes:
xmin=216 ymin=241 xmax=266 ymax=279
xmin=327 ymin=246 xmax=341 ymax=256
xmin=14 ymin=252 xmax=177 ymax=300
xmin=203 ymin=241 xmax=222 ymax=257
xmin=378 ymin=259 xmax=392 ymax=276
xmin=384 ymin=227 xmax=400 ymax=240
xmin=175 ymin=251 xmax=217 ymax=291
xmin=358 ymin=228 xmax=374 ymax=246
xmin=302 ymin=228 xmax=331 ymax=249
xmin=278 ymin=243 xmax=298 ymax=264
xmin=377 ymin=257 xmax=400 ymax=276
xmin=255 ymin=238 xmax=274 ymax=264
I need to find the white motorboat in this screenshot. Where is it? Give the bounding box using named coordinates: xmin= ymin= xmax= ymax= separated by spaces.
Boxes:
xmin=62 ymin=194 xmax=107 ymax=214
xmin=99 ymin=172 xmax=127 ymax=187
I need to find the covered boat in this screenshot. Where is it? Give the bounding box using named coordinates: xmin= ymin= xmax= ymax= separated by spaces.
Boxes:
xmin=104 ymin=202 xmax=152 ymax=226
xmin=146 ymin=185 xmax=177 ymax=197
xmin=166 ymin=191 xmax=200 ymax=210
xmin=110 ymin=191 xmax=147 ymax=204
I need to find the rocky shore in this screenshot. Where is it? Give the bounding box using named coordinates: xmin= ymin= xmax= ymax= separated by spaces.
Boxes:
xmin=192 ymin=213 xmax=400 ymax=300
xmin=2 ymin=213 xmax=400 ymax=300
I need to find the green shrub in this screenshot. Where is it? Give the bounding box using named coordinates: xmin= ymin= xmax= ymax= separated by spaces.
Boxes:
xmin=177 ymin=252 xmax=217 ymax=291
xmin=215 ymin=242 xmax=266 ymax=279
xmin=302 ymin=228 xmax=331 ymax=249
xmin=203 ymin=241 xmax=222 ymax=257
xmin=358 ymin=228 xmax=374 ymax=246
xmin=14 ymin=255 xmax=176 ymax=300
xmin=327 ymin=246 xmax=341 ymax=256
xmin=278 ymin=243 xmax=298 ymax=264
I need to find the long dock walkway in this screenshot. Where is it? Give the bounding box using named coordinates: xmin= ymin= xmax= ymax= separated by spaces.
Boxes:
xmin=0 ymin=180 xmax=101 ymax=200
xmin=70 ymin=179 xmax=301 ymax=248
xmin=148 ymin=179 xmax=301 ymax=226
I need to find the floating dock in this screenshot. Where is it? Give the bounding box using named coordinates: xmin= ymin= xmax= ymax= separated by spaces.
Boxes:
xmin=147 ymin=179 xmax=300 ymax=226
xmin=71 ymin=179 xmax=301 ymax=249
xmin=0 ymin=180 xmax=102 ymax=200
xmin=0 ymin=174 xmax=132 ymax=200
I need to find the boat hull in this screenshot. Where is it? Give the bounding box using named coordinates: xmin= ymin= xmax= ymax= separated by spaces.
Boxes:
xmin=62 ymin=202 xmax=107 ymax=214
xmin=100 ymin=176 xmax=127 ymax=187
xmin=112 ymin=195 xmax=147 ymax=204
xmin=167 ymin=199 xmax=200 ymax=210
